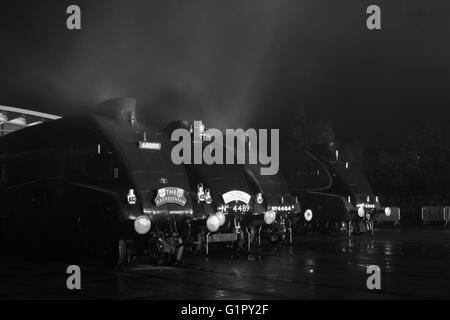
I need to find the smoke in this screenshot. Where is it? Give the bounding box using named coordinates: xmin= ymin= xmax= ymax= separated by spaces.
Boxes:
xmin=0 ymin=0 xmax=286 ymax=129
xmin=82 ymin=0 xmax=285 ymax=129
xmin=1 ymin=0 xmax=450 ymax=144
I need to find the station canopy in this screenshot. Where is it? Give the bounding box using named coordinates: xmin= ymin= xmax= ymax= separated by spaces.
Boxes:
xmin=0 ymin=105 xmax=60 ymax=136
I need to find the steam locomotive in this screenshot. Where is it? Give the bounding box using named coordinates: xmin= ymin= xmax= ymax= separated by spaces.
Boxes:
xmin=284 ymin=144 xmax=389 ymax=235
xmin=0 ymin=98 xmax=195 ymax=268
xmin=242 ymin=163 xmax=310 ymax=243
xmin=165 ymin=121 xmax=276 ymax=253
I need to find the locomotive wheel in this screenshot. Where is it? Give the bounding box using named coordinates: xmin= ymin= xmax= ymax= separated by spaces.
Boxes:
xmin=102 ymin=238 xmax=127 ymax=269
xmin=149 ymin=236 xmax=181 ymax=265
xmin=327 ymin=220 xmax=340 ymax=237
xmin=232 ymin=230 xmax=245 ymax=252
xmin=267 ymin=234 xmax=283 ymax=245
xmin=148 ymin=239 xmax=164 ymax=265
xmin=265 ymin=228 xmax=283 ymax=245
xmin=74 ymin=200 xmax=127 ymax=269
xmin=352 ymin=221 xmax=363 ymax=235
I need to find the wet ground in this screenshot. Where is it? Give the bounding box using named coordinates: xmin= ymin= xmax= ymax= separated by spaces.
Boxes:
xmin=1 ymin=226 xmax=450 ymax=300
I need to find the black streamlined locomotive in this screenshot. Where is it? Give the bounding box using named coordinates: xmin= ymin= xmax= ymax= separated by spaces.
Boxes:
xmin=0 ymin=98 xmax=194 ymax=268
xmin=283 ymin=146 xmax=389 ymax=235
xmin=242 ymin=163 xmax=309 ymax=243
xmin=164 ymin=121 xmax=276 ymax=254
xmin=187 ymin=162 xmax=272 ymax=253
xmin=309 ymin=144 xmax=390 ymax=234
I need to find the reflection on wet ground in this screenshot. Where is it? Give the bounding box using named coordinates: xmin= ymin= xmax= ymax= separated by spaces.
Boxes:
xmin=1 ymin=227 xmax=450 ymax=299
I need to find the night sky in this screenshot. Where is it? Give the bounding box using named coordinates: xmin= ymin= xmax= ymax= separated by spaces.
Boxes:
xmin=0 ymin=0 xmax=449 ymax=146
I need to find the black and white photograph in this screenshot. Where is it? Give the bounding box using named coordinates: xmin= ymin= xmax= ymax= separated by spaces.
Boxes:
xmin=1 ymin=0 xmax=450 ymax=305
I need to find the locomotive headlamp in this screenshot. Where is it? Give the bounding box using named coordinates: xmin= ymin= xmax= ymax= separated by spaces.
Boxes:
xmin=294 ymin=196 xmax=301 ymax=213
xmin=134 ymin=215 xmax=151 ymax=235
xmin=127 ymin=189 xmax=137 ymax=205
xmin=264 ymin=210 xmax=276 ymax=225
xmin=215 ymin=211 xmax=226 ymax=226
xmin=206 ymin=214 xmax=220 ymax=232
xmin=385 ymin=207 xmax=392 ymax=217
xmin=304 ymin=209 xmax=313 ymax=222
xmin=358 ymin=206 xmax=365 ymax=218
xmin=205 ymin=188 xmax=212 ymax=204
xmin=256 ymin=193 xmax=263 ymax=204
xmin=197 ymin=183 xmax=205 ymax=202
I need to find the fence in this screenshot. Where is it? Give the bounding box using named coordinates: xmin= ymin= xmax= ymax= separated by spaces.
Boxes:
xmin=421 ymin=206 xmax=450 ymax=225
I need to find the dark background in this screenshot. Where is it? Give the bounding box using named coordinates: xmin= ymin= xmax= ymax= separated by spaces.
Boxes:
xmin=1 ymin=0 xmax=450 ymax=210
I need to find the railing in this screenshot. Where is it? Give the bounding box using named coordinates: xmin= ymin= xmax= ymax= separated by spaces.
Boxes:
xmin=421 ymin=206 xmax=450 ymax=225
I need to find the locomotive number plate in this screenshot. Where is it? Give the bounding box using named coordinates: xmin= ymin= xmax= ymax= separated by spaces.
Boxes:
xmin=232 ymin=204 xmax=250 ymax=213
xmin=220 ymin=203 xmax=251 ymax=213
